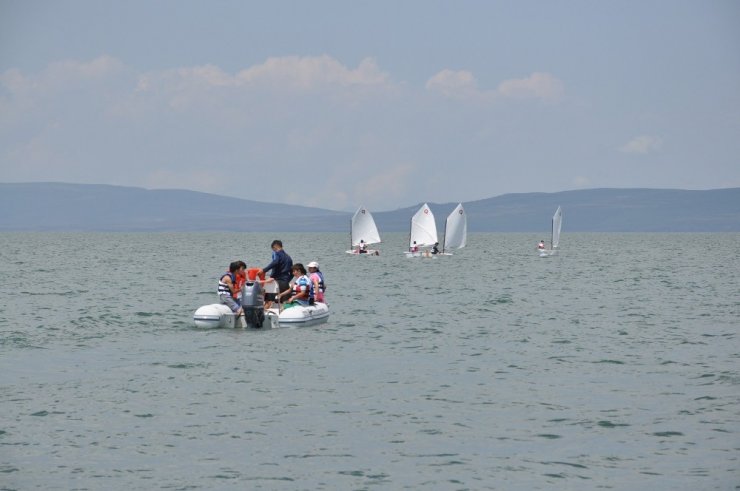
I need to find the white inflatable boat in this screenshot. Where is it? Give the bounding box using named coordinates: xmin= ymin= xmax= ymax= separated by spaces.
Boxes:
xmin=193 ymin=278 xmax=329 ymax=329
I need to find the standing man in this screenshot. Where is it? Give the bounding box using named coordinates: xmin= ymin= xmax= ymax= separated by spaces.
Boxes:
xmin=259 ymin=240 xmax=293 ymax=306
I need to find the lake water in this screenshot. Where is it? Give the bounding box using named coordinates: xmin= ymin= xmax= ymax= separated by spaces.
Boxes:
xmin=1 ymin=232 xmax=738 ymax=490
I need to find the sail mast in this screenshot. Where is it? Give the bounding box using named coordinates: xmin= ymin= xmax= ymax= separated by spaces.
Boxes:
xmin=551 ymin=213 xmax=554 ymax=249
xmin=442 ymin=214 xmax=448 ymax=253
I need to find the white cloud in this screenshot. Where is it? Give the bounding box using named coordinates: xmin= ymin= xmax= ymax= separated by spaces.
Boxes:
xmin=620 ymin=135 xmax=663 ymax=154
xmin=133 ymin=55 xmax=392 ymax=96
xmin=497 ymin=72 xmax=564 ymax=102
xmin=237 ymin=55 xmax=390 ymax=90
xmin=426 ymin=70 xmax=564 ymax=102
xmin=425 ymin=69 xmax=479 ymax=98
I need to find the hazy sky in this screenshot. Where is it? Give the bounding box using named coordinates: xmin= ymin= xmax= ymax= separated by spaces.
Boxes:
xmin=1 ymin=1 xmax=738 ymax=211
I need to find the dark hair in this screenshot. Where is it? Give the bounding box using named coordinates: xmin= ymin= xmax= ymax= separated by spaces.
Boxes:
xmin=237 ymin=260 xmax=247 ymax=269
xmin=229 ymin=261 xmax=241 ymax=273
xmin=271 ymin=239 xmax=283 ymax=248
xmin=292 ymin=263 xmax=307 ymax=275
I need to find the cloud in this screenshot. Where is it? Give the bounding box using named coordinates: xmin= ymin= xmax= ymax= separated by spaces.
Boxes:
xmin=425 ymin=69 xmax=478 ymax=98
xmin=134 ymin=55 xmax=392 ymax=96
xmin=127 ymin=55 xmax=397 ymax=117
xmin=497 ymin=72 xmax=564 ymax=102
xmin=425 ymin=70 xmax=564 ymax=102
xmin=237 ymin=55 xmax=391 ymax=90
xmin=573 ymin=176 xmax=591 ymax=187
xmin=0 ymin=54 xmax=572 ymax=211
xmin=620 ymin=135 xmax=663 ymax=154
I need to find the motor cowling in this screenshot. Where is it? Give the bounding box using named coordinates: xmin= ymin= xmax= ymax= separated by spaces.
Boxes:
xmin=241 ymin=280 xmax=265 ymax=327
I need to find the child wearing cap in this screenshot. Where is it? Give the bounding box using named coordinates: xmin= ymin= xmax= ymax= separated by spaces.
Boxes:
xmin=307 ymin=261 xmax=326 ymax=304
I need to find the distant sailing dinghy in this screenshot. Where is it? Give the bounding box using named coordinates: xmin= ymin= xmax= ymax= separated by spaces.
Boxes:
xmin=404 ymin=203 xmax=438 ymax=258
xmin=346 ymin=206 xmax=381 ymax=255
xmin=439 ymin=203 xmax=467 ymax=255
xmin=538 ymin=206 xmax=563 ymax=257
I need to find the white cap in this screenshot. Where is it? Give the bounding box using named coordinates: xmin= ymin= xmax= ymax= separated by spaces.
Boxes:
xmin=307 ymin=261 xmax=319 ymax=268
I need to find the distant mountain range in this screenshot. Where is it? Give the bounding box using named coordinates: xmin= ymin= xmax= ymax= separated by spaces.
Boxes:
xmin=1 ymin=182 xmax=739 ymax=232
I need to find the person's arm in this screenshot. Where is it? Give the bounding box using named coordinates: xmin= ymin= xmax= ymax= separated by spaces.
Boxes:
xmin=224 ymin=275 xmax=235 ymax=295
xmin=288 ymin=280 xmax=308 ymax=302
xmin=263 ymin=250 xmax=286 ymax=276
xmin=292 ymin=288 xmax=309 ymax=302
xmin=261 ymin=257 xmax=278 ymax=274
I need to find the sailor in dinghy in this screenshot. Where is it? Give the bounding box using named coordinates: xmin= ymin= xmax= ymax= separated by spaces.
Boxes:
xmin=404 ymin=203 xmax=438 ymax=258
xmin=346 ymin=206 xmax=382 ymax=255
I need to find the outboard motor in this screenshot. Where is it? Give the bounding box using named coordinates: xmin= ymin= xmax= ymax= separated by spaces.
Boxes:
xmin=241 ymin=280 xmax=265 ymax=328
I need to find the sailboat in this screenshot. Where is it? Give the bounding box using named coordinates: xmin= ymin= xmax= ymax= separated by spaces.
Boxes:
xmin=439 ymin=203 xmax=467 ymax=255
xmin=404 ymin=203 xmax=438 ymax=258
xmin=345 ymin=206 xmax=381 ymax=255
xmin=537 ymin=206 xmax=562 ymax=257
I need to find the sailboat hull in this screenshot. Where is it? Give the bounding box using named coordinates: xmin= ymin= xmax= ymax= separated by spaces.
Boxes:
xmin=345 ymin=249 xmax=380 ymax=256
xmin=404 ymin=250 xmax=437 ymax=258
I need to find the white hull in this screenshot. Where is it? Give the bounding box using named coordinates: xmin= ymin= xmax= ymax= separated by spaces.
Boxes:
xmin=404 ymin=250 xmax=437 ymax=258
xmin=345 ymin=249 xmax=380 ymax=256
xmin=193 ymin=302 xmax=329 ymax=329
xmin=537 ymin=248 xmax=557 ymax=257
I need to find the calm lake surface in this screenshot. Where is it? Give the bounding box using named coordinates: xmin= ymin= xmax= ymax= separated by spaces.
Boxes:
xmin=1 ymin=232 xmax=738 ymax=490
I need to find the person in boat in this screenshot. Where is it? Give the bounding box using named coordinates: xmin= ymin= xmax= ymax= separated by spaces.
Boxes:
xmin=357 ymin=239 xmax=368 ymax=254
xmin=538 ymin=240 xmax=546 ymax=250
xmin=233 ymin=260 xmax=247 ymax=300
xmin=259 ymin=239 xmax=293 ymax=307
xmin=278 ymin=263 xmax=311 ymax=309
xmin=410 ymin=241 xmax=419 ymax=253
xmin=218 ymin=261 xmax=245 ymax=317
xmin=431 ymin=242 xmax=440 ymax=254
xmin=307 ymin=261 xmax=326 ymax=304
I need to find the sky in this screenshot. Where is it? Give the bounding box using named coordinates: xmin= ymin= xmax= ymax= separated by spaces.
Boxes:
xmin=1 ymin=1 xmax=739 ymax=212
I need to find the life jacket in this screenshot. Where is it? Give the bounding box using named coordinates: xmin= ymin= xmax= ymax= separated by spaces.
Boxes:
xmin=309 ymin=271 xmax=326 ymax=302
xmin=218 ymin=272 xmax=235 ymax=296
xmin=291 ymin=275 xmax=311 ymax=304
xmin=233 ymin=271 xmax=247 ymax=299
xmin=313 ymin=271 xmax=325 ymax=292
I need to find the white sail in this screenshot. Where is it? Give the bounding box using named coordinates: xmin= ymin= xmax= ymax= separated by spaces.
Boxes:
xmin=551 ymin=206 xmax=562 ymax=249
xmin=350 ymin=206 xmax=381 ymax=247
xmin=409 ymin=203 xmax=438 ymax=248
xmin=443 ymin=203 xmax=467 ymax=251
